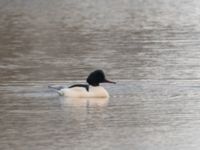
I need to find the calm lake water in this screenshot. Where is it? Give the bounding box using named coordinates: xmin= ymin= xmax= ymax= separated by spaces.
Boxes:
xmin=1 ymin=0 xmax=200 ymax=150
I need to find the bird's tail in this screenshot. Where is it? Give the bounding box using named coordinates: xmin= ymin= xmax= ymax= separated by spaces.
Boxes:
xmin=48 ymin=85 xmax=64 ymax=90
xmin=48 ymin=85 xmax=65 ymax=95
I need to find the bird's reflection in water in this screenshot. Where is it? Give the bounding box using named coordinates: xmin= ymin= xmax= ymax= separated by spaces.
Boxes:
xmin=60 ymin=97 xmax=109 ymax=107
xmin=59 ymin=97 xmax=109 ymax=129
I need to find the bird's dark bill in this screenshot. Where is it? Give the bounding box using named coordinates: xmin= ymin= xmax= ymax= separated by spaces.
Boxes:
xmin=104 ymin=79 xmax=116 ymax=84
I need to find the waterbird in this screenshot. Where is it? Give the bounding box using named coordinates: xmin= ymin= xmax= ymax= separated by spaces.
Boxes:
xmin=49 ymin=70 xmax=116 ymax=98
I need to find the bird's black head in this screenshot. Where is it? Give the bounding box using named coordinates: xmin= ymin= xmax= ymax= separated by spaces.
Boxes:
xmin=86 ymin=70 xmax=116 ymax=86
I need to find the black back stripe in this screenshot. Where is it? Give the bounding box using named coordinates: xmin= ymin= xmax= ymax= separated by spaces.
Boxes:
xmin=68 ymin=84 xmax=89 ymax=92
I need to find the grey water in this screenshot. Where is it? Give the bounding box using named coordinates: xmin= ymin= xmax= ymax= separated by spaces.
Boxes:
xmin=1 ymin=0 xmax=200 ymax=149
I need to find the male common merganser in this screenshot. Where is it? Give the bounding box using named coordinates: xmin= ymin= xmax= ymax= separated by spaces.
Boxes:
xmin=49 ymin=70 xmax=116 ymax=98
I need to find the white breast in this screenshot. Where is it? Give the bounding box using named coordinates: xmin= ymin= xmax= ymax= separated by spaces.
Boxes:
xmin=59 ymin=86 xmax=109 ymax=98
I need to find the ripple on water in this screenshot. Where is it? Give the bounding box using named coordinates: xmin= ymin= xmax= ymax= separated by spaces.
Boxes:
xmin=1 ymin=80 xmax=200 ymax=150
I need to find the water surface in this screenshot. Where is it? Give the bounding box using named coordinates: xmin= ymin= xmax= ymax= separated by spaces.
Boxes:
xmin=1 ymin=81 xmax=200 ymax=150
xmin=0 ymin=0 xmax=200 ymax=81
xmin=1 ymin=0 xmax=200 ymax=150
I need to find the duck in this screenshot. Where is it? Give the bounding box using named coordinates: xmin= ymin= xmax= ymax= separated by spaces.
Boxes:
xmin=49 ymin=70 xmax=116 ymax=98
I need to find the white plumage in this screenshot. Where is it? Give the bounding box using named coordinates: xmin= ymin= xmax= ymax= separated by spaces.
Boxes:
xmin=58 ymin=86 xmax=109 ymax=98
xmin=49 ymin=70 xmax=115 ymax=98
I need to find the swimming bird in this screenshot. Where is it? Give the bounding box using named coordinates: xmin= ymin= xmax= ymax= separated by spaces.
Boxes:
xmin=49 ymin=70 xmax=116 ymax=98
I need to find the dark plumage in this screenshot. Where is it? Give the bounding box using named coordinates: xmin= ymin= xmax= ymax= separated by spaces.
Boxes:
xmin=67 ymin=70 xmax=116 ymax=91
xmin=87 ymin=70 xmax=116 ymax=86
